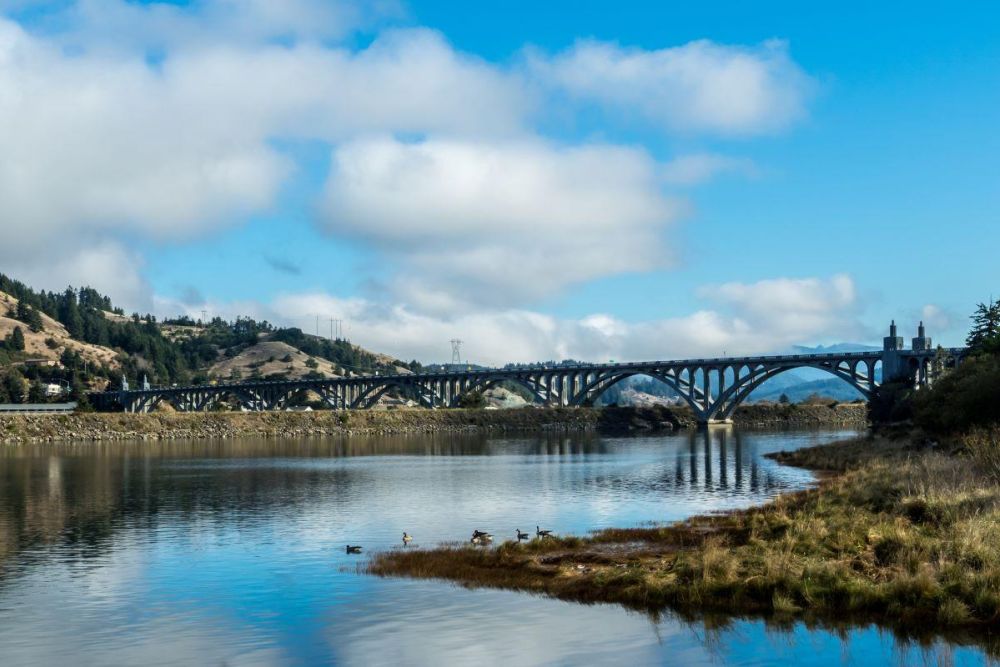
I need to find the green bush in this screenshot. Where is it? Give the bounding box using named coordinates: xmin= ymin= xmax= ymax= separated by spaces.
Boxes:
xmin=913 ymin=355 xmax=1000 ymax=433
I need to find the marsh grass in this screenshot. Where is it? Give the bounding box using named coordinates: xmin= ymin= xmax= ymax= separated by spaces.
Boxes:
xmin=369 ymin=432 xmax=1000 ymax=640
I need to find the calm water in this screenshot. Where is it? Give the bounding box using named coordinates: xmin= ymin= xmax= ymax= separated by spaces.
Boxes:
xmin=0 ymin=428 xmax=992 ymax=666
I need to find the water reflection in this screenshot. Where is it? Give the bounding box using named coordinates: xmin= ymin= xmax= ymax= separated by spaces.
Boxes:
xmin=0 ymin=429 xmax=993 ymax=665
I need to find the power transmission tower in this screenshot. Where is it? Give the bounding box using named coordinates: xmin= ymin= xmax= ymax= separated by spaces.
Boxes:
xmin=450 ymin=339 xmax=463 ymax=365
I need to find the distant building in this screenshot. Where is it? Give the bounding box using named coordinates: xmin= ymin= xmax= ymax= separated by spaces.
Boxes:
xmin=43 ymin=383 xmax=64 ymax=397
xmin=19 ymin=359 xmax=57 ymax=367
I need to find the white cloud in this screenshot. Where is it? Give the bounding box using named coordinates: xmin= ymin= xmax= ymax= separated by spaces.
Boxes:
xmin=2 ymin=240 xmax=151 ymax=310
xmin=0 ymin=3 xmax=818 ymax=317
xmin=157 ymin=275 xmax=866 ymax=366
xmin=320 ymin=136 xmax=681 ymax=311
xmin=4 ymin=0 xmax=399 ymax=52
xmin=0 ymin=18 xmax=530 ymax=303
xmin=698 ymin=274 xmax=863 ymax=343
xmin=661 ymin=153 xmax=756 ymax=186
xmin=529 ymin=39 xmax=814 ymax=136
xmin=920 ymin=304 xmax=952 ymax=332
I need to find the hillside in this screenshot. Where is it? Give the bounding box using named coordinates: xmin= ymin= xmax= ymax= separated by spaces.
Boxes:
xmin=0 ymin=273 xmax=417 ymax=403
xmin=208 ymin=340 xmax=345 ymax=381
xmin=0 ymin=291 xmax=120 ymax=372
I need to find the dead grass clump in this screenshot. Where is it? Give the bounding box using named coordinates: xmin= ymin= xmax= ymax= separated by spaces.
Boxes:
xmin=964 ymin=426 xmax=1000 ymax=480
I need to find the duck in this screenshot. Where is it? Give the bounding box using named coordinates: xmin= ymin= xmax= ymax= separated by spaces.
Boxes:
xmin=346 ymin=545 xmax=362 ymax=554
xmin=536 ymin=525 xmax=553 ymax=538
xmin=402 ymin=532 xmax=413 ymax=545
xmin=516 ymin=529 xmax=530 ymax=541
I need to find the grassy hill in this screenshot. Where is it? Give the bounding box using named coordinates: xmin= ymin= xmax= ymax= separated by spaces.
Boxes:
xmin=0 ymin=273 xmax=417 ymax=404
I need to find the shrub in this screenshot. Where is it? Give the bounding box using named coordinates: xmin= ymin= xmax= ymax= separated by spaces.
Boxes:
xmin=963 ymin=426 xmax=1000 ymax=480
xmin=457 ymin=390 xmax=487 ymax=409
xmin=912 ymin=353 xmax=1000 ymax=432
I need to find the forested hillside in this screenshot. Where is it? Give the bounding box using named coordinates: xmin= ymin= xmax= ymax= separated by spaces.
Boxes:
xmin=0 ymin=274 xmax=417 ymax=405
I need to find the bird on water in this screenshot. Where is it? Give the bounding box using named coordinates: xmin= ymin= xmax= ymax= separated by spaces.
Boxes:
xmin=471 ymin=530 xmax=493 ymax=544
xmin=346 ymin=545 xmax=362 ymax=554
xmin=402 ymin=532 xmax=413 ymax=545
xmin=516 ymin=529 xmax=529 ymax=541
xmin=536 ymin=525 xmax=553 ymax=538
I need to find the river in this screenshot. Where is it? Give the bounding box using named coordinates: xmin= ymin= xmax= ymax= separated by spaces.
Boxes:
xmin=0 ymin=428 xmax=991 ymax=665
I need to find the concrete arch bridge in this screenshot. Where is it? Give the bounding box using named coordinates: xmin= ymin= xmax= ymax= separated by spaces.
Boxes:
xmin=89 ymin=322 xmax=966 ymax=425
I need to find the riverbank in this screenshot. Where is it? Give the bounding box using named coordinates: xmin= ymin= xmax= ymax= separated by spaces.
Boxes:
xmin=369 ymin=426 xmax=1000 ymax=644
xmin=0 ymin=402 xmax=866 ymax=444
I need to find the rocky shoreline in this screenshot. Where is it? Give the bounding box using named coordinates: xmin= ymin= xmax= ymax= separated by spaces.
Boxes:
xmin=0 ymin=403 xmax=868 ymax=444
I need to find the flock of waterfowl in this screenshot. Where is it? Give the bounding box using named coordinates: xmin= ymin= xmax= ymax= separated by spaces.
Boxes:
xmin=345 ymin=526 xmax=555 ymax=554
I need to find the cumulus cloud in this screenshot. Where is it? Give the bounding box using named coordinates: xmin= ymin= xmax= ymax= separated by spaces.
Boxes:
xmin=155 ymin=275 xmax=866 ymax=365
xmin=661 ymin=153 xmax=757 ymax=186
xmin=0 ymin=17 xmax=529 ymax=305
xmin=2 ymin=240 xmax=151 ymax=310
xmin=0 ymin=2 xmax=818 ymax=317
xmin=528 ymin=39 xmax=814 ymax=136
xmin=919 ymin=304 xmax=952 ymax=332
xmin=698 ymin=274 xmax=863 ymax=343
xmin=320 ymin=136 xmax=681 ymax=311
xmin=4 ymin=0 xmax=399 ymax=52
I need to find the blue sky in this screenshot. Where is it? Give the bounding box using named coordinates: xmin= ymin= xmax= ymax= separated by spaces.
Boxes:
xmin=0 ymin=1 xmax=996 ymax=363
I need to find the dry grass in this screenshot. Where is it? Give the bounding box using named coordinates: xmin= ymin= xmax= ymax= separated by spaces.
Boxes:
xmin=370 ymin=432 xmax=1000 ymax=643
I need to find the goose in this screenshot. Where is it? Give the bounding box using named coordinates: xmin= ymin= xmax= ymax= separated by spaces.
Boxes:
xmin=346 ymin=545 xmax=362 ymax=554
xmin=471 ymin=530 xmax=493 ymax=544
xmin=402 ymin=532 xmax=413 ymax=545
xmin=536 ymin=525 xmax=553 ymax=538
xmin=516 ymin=529 xmax=530 ymax=541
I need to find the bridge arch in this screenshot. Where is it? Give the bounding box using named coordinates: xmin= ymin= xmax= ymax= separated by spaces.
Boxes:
xmin=571 ymin=370 xmax=705 ymax=417
xmin=457 ymin=376 xmax=547 ymax=406
xmin=351 ymin=380 xmax=441 ymax=409
xmin=712 ymin=362 xmax=874 ymax=422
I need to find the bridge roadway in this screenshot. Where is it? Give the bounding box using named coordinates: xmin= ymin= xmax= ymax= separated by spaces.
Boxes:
xmin=89 ymin=345 xmax=967 ymax=424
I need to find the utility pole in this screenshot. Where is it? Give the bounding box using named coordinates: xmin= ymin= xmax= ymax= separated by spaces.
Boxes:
xmin=450 ymin=339 xmax=463 ymax=365
xmin=201 ymin=309 xmax=207 ymax=327
xmin=315 ymin=315 xmax=319 ymax=337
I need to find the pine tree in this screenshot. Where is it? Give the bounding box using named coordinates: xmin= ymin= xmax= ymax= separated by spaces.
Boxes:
xmin=28 ymin=381 xmax=46 ymax=403
xmin=3 ymin=373 xmax=25 ymax=403
xmin=967 ymin=299 xmax=1000 ymax=351
xmin=59 ymin=288 xmax=84 ymax=339
xmin=9 ymin=325 xmax=25 ymax=351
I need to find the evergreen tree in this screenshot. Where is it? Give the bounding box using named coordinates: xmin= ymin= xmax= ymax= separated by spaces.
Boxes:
xmin=59 ymin=288 xmax=84 ymax=339
xmin=9 ymin=326 xmax=25 ymax=351
xmin=3 ymin=373 xmax=25 ymax=403
xmin=16 ymin=300 xmax=44 ymax=332
xmin=28 ymin=381 xmax=46 ymax=403
xmin=966 ymin=299 xmax=1000 ymax=352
